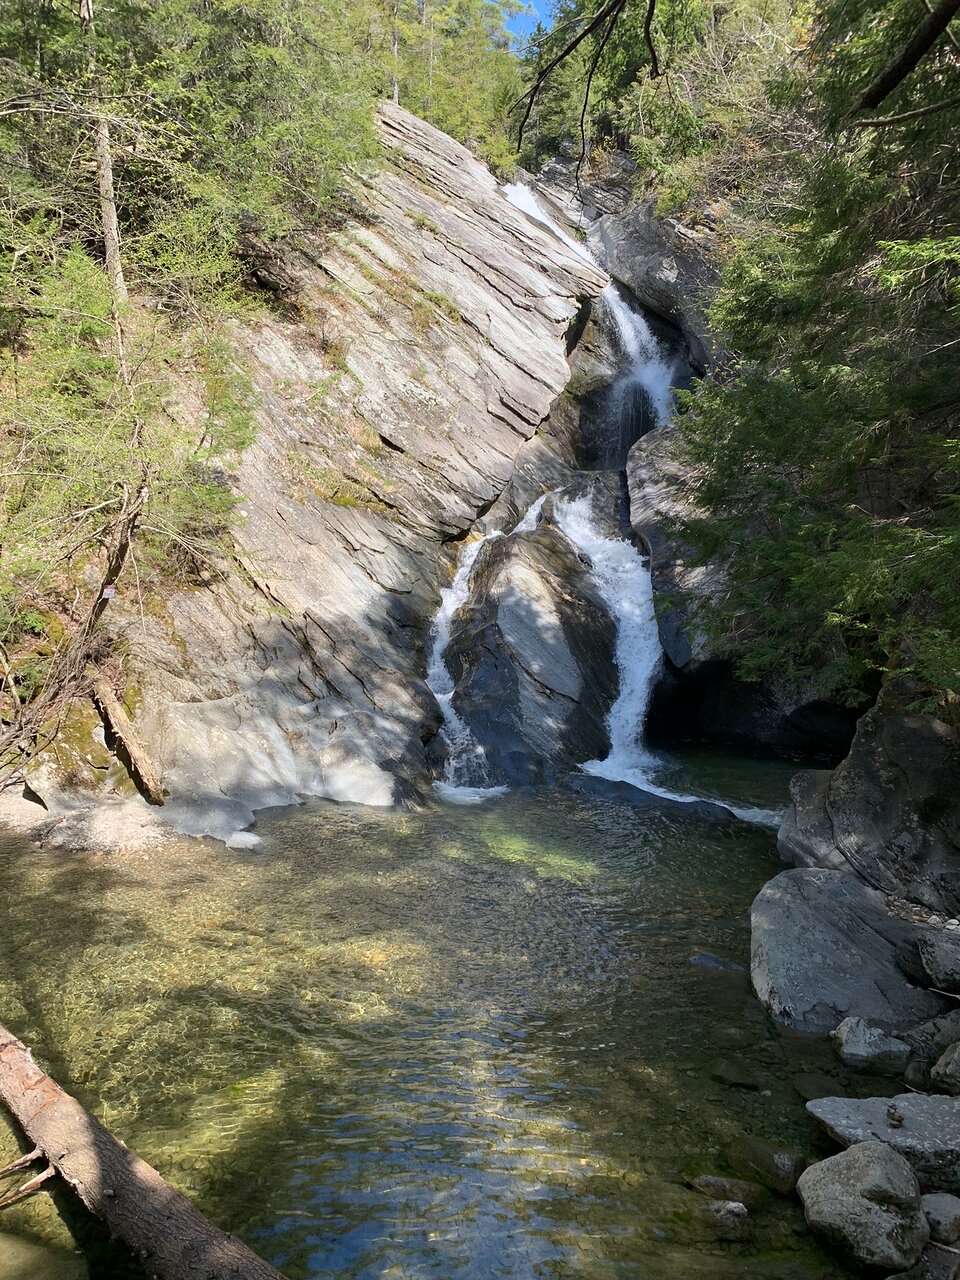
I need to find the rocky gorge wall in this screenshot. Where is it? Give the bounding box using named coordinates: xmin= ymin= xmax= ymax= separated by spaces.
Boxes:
xmin=1 ymin=104 xmax=607 ymax=846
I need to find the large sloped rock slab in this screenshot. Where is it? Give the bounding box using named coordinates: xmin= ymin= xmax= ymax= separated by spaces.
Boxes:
xmin=751 ymin=869 xmax=948 ymax=1034
xmin=121 ymin=106 xmax=607 ymax=841
xmin=779 ymin=693 xmax=960 ymax=915
xmin=808 ymin=1095 xmax=960 ymax=1193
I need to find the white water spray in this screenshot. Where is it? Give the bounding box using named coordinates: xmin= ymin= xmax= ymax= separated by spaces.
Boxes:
xmin=555 ymin=495 xmax=781 ymax=827
xmin=599 ymin=285 xmax=675 ymax=431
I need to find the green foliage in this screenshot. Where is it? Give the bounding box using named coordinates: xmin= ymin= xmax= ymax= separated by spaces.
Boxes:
xmin=0 ymin=225 xmax=257 ymax=672
xmin=673 ymin=0 xmax=960 ymax=705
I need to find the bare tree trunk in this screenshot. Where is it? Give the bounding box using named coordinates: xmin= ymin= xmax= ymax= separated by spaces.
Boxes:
xmin=392 ymin=1 xmax=400 ymax=103
xmin=93 ymin=116 xmax=127 ymax=305
xmin=0 ymin=1022 xmax=286 ymax=1280
xmin=87 ymin=668 xmax=164 ymax=804
xmin=849 ymin=0 xmax=960 ymax=113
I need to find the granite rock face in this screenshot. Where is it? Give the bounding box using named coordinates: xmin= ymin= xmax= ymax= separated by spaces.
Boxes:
xmin=624 ymin=425 xmax=860 ymax=757
xmin=750 ymin=869 xmax=947 ymax=1034
xmin=69 ymin=105 xmax=607 ymax=843
xmin=797 ymin=1141 xmax=929 ymax=1273
xmin=778 ymin=697 xmax=960 ymax=915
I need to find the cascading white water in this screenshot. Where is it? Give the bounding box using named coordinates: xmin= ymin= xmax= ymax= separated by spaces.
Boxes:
xmin=599 ymin=285 xmax=675 ymax=431
xmin=427 ymin=179 xmax=779 ymax=824
xmin=426 ymin=495 xmax=548 ymax=804
xmin=554 ymin=495 xmax=781 ymax=826
xmin=501 ymin=182 xmax=596 ymax=266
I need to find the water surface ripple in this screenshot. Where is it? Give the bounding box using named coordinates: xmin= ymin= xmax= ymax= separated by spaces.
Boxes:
xmin=0 ymin=779 xmax=868 ymax=1279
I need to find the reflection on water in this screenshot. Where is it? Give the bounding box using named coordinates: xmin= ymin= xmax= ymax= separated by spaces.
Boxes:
xmin=0 ymin=779 xmax=866 ymax=1279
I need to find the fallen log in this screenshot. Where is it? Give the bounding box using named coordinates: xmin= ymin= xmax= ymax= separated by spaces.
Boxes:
xmin=0 ymin=1021 xmax=286 ymax=1279
xmin=86 ymin=667 xmax=165 ymax=805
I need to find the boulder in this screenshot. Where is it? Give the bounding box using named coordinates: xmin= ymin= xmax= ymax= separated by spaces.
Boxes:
xmin=723 ymin=1134 xmax=804 ymax=1194
xmin=807 ymin=1094 xmax=960 ymax=1193
xmin=833 ymin=1017 xmax=913 ymax=1074
xmin=922 ymin=1193 xmax=960 ymax=1244
xmin=778 ymin=691 xmax=960 ymax=915
xmin=797 ymin=1141 xmax=929 ymax=1273
xmin=931 ymin=1043 xmax=960 ymax=1096
xmin=883 ymin=1243 xmax=960 ymax=1280
xmin=444 ymin=486 xmax=618 ymax=785
xmin=919 ymin=933 xmax=960 ymax=994
xmin=751 ymin=869 xmax=948 ymax=1034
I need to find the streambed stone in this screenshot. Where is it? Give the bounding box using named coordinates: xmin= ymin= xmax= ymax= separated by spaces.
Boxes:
xmin=923 ymin=1193 xmax=960 ymax=1244
xmin=931 ymin=1043 xmax=960 ymax=1096
xmin=833 ymin=1017 xmax=912 ymax=1074
xmin=797 ymin=1141 xmax=928 ymax=1272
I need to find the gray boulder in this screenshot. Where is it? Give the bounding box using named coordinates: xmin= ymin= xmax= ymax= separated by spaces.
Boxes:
xmin=883 ymin=1243 xmax=960 ymax=1280
xmin=833 ymin=1017 xmax=913 ymax=1074
xmin=919 ymin=933 xmax=960 ymax=994
xmin=797 ymin=1141 xmax=929 ymax=1272
xmin=808 ymin=1094 xmax=960 ymax=1193
xmin=751 ymin=869 xmax=948 ymax=1034
xmin=922 ymin=1193 xmax=960 ymax=1244
xmin=931 ymin=1043 xmax=960 ymax=1096
xmin=444 ymin=486 xmax=618 ymax=785
xmin=778 ymin=691 xmax=960 ymax=915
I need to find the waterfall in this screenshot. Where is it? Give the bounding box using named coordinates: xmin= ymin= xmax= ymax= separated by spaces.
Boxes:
xmin=599 ymin=285 xmax=675 ymax=434
xmin=555 ymin=495 xmax=780 ymax=826
xmin=501 ymin=182 xmax=596 ymax=267
xmin=426 ymin=496 xmax=547 ymax=804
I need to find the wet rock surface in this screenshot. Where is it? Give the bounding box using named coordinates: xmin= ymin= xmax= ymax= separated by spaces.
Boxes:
xmin=444 ymin=487 xmax=618 ymax=784
xmin=797 ymin=1141 xmax=929 ymax=1273
xmin=751 ymin=869 xmax=948 ymax=1034
xmin=778 ymin=696 xmax=960 ymax=915
xmin=808 ymin=1094 xmax=960 ymax=1193
xmin=833 ymin=1017 xmax=913 ymax=1075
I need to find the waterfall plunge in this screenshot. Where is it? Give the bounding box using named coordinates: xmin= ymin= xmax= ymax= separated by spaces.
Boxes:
xmin=427 ymin=180 xmax=780 ymax=825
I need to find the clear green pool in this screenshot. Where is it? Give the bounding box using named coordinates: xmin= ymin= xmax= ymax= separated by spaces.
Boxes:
xmin=0 ymin=761 xmax=874 ymax=1279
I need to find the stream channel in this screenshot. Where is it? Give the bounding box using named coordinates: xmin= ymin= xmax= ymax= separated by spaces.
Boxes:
xmin=0 ymin=190 xmax=894 ymax=1280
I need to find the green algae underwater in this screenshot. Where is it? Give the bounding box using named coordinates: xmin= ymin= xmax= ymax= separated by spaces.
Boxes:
xmin=0 ymin=759 xmax=892 ymax=1279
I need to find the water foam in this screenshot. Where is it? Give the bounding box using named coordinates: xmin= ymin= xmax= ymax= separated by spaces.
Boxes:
xmin=555 ymin=495 xmax=781 ymax=828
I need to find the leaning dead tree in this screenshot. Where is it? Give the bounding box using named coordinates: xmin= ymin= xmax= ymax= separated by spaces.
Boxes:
xmin=0 ymin=1021 xmax=286 ymax=1279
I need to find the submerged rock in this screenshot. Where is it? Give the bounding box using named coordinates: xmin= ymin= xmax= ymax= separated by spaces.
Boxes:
xmin=723 ymin=1134 xmax=804 ymax=1194
xmin=807 ymin=1094 xmax=960 ymax=1193
xmin=750 ymin=869 xmax=947 ymax=1034
xmin=797 ymin=1141 xmax=929 ymax=1273
xmin=689 ymin=1174 xmax=769 ymax=1210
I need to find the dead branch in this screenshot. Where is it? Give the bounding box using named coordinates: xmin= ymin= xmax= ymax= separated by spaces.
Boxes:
xmin=0 ymin=1022 xmax=287 ymax=1279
